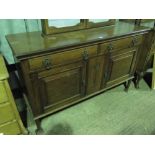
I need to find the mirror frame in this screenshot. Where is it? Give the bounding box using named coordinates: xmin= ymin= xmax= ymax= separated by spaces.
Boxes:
xmin=41 ymin=19 xmax=115 ymax=35
xmin=86 ymin=19 xmax=115 ymax=28
xmin=120 ymin=19 xmax=155 ymax=26
xmin=41 ymin=19 xmax=86 ymax=35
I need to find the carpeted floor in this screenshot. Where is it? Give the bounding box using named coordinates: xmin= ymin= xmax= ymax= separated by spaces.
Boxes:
xmin=28 ymin=79 xmax=155 ymax=135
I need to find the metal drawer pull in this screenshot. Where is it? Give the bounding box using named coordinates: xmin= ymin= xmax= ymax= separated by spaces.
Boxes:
xmin=131 ymin=38 xmax=138 ymax=47
xmin=42 ymin=58 xmax=52 ymax=70
xmin=107 ymin=43 xmax=114 ymax=52
xmin=82 ymin=50 xmax=89 ymax=61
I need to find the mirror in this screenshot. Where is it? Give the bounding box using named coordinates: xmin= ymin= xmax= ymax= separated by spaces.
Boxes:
xmin=48 ymin=19 xmax=81 ymax=28
xmin=88 ymin=19 xmax=110 ymax=23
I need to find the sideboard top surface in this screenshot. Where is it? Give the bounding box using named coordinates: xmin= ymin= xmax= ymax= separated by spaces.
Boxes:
xmin=6 ymin=21 xmax=151 ymax=60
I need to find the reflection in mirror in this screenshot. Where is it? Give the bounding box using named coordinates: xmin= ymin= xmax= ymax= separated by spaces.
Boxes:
xmin=48 ymin=19 xmax=80 ymax=28
xmin=89 ymin=19 xmax=110 ymax=23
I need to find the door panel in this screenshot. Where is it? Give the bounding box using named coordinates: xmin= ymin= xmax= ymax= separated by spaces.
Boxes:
xmin=41 ymin=68 xmax=82 ymax=108
xmin=87 ymin=55 xmax=105 ymax=94
xmin=106 ymin=48 xmax=137 ymax=87
xmin=30 ymin=61 xmax=85 ymax=113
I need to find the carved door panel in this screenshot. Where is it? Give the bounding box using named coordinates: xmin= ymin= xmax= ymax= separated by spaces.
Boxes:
xmin=30 ymin=61 xmax=86 ymax=114
xmin=105 ymin=48 xmax=138 ymax=87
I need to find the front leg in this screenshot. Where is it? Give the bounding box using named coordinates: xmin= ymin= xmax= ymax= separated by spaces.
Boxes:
xmin=134 ymin=71 xmax=144 ymax=89
xmin=35 ymin=119 xmax=44 ymax=135
xmin=124 ymin=79 xmax=132 ymax=92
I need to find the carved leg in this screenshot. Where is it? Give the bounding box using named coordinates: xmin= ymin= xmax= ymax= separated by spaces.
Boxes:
xmin=134 ymin=72 xmax=144 ymax=89
xmin=134 ymin=72 xmax=140 ymax=89
xmin=35 ymin=119 xmax=44 ymax=135
xmin=124 ymin=79 xmax=132 ymax=92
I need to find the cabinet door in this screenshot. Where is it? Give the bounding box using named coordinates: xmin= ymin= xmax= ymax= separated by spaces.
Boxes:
xmin=105 ymin=48 xmax=137 ymax=87
xmin=86 ymin=55 xmax=106 ymax=95
xmin=30 ymin=61 xmax=85 ymax=114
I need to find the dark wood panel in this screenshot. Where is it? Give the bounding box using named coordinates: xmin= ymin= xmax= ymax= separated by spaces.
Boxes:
xmin=106 ymin=48 xmax=137 ymax=87
xmin=30 ymin=61 xmax=85 ymax=114
xmin=86 ymin=55 xmax=105 ymax=94
xmin=136 ymin=32 xmax=154 ymax=72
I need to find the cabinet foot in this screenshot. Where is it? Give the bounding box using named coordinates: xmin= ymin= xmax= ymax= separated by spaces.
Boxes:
xmin=35 ymin=128 xmax=44 ymax=135
xmin=134 ymin=71 xmax=144 ymax=89
xmin=35 ymin=119 xmax=44 ymax=135
xmin=124 ymin=80 xmax=132 ymax=92
xmin=135 ymin=82 xmax=140 ymax=89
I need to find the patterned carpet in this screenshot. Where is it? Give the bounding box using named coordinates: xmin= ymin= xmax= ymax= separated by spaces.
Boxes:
xmin=29 ymin=79 xmax=155 ymax=135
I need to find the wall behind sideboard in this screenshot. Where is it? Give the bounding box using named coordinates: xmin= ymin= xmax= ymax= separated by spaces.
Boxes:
xmin=0 ymin=19 xmax=42 ymax=64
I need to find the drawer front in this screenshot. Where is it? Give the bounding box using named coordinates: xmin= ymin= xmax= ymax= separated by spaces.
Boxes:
xmin=0 ymin=102 xmax=15 ymax=124
xmin=0 ymin=120 xmax=20 ymax=135
xmin=99 ymin=35 xmax=143 ymax=54
xmin=0 ymin=81 xmax=8 ymax=104
xmin=28 ymin=45 xmax=98 ymax=71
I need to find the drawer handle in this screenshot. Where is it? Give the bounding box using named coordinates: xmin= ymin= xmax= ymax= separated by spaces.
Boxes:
xmin=107 ymin=43 xmax=114 ymax=52
xmin=131 ymin=38 xmax=138 ymax=47
xmin=83 ymin=50 xmax=89 ymax=61
xmin=42 ymin=58 xmax=52 ymax=70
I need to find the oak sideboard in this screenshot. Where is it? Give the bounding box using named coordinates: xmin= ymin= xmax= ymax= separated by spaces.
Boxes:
xmin=6 ymin=21 xmax=153 ymax=133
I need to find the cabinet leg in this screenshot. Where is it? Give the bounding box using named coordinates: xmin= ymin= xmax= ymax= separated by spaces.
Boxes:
xmin=134 ymin=72 xmax=144 ymax=89
xmin=124 ymin=79 xmax=132 ymax=92
xmin=35 ymin=119 xmax=44 ymax=135
xmin=135 ymin=74 xmax=140 ymax=89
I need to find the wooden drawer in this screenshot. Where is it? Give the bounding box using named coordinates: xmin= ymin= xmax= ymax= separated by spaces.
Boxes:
xmin=0 ymin=81 xmax=8 ymax=104
xmin=28 ymin=45 xmax=98 ymax=71
xmin=0 ymin=120 xmax=20 ymax=135
xmin=99 ymin=35 xmax=143 ymax=54
xmin=0 ymin=102 xmax=15 ymax=124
